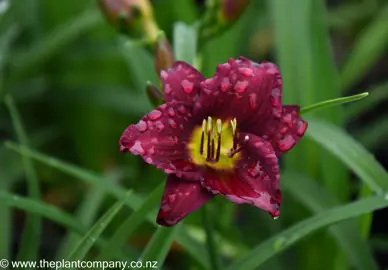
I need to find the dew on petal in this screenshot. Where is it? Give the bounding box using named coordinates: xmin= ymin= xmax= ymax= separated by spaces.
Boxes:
xmin=168 ymin=194 xmax=176 ymax=203
xmin=161 ymin=70 xmax=168 ymax=80
xmin=221 ymin=77 xmax=231 ymax=92
xmin=271 ymin=96 xmax=280 ymax=107
xmin=239 ymin=67 xmax=254 ymax=77
xmin=164 ymin=169 xmax=174 ymax=174
xmin=249 ymin=93 xmax=258 ymax=109
xmin=148 ymin=110 xmax=162 ymax=120
xmin=168 ymin=107 xmax=176 ymax=117
xmin=248 ymin=168 xmax=260 ymax=178
xmin=154 ymin=121 xmax=165 ymax=131
xmin=135 ymin=120 xmax=148 ymax=132
xmin=297 ymin=121 xmax=308 ymax=136
xmin=129 ymin=140 xmax=145 ymax=155
xmin=148 ymin=146 xmax=155 ymax=155
xmin=168 ymin=119 xmax=177 ymax=128
xmin=235 ymin=80 xmax=249 ymax=93
xmin=164 ymin=84 xmax=172 ymax=95
xmin=280 ymin=127 xmax=288 ymax=134
xmin=177 ymin=105 xmax=187 ymax=115
xmin=145 ymin=157 xmax=154 ymax=164
xmin=266 ymin=68 xmax=279 ymax=75
xmin=181 ymin=79 xmax=194 ymax=94
xmin=283 ymin=114 xmax=292 ymax=127
xmin=277 ymin=135 xmax=296 ymax=152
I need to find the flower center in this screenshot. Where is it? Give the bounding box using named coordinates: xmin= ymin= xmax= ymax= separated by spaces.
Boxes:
xmin=188 ymin=117 xmax=242 ymax=170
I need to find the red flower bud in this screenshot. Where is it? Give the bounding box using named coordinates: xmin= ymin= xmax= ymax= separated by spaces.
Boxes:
xmin=154 ymin=32 xmax=174 ymax=79
xmin=220 ymin=0 xmax=250 ymax=23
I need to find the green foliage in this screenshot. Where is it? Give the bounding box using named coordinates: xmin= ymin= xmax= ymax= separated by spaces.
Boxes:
xmin=1 ymin=0 xmax=388 ymax=269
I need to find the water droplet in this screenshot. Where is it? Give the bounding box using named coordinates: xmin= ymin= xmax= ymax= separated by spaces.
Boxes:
xmin=161 ymin=70 xmax=168 ymax=80
xmin=135 ymin=120 xmax=148 ymax=132
xmin=248 ymin=93 xmax=257 ymax=109
xmin=168 ymin=107 xmax=176 ymax=117
xmin=168 ymin=119 xmax=177 ymax=128
xmin=277 ymin=135 xmax=296 ymax=151
xmin=148 ymin=110 xmax=162 ymax=120
xmin=145 ymin=157 xmax=154 ymax=164
xmin=168 ymin=194 xmax=176 ymax=203
xmin=280 ymin=127 xmax=288 ymax=134
xmin=254 ymin=141 xmax=264 ymax=148
xmin=164 ymin=84 xmax=172 ymax=95
xmin=248 ymin=168 xmax=259 ymax=178
xmin=283 ymin=114 xmax=292 ymax=127
xmin=273 ymin=237 xmax=286 ymax=251
xmin=221 ymin=77 xmax=231 ymax=92
xmin=181 ymin=79 xmax=194 ymax=94
xmin=154 ymin=121 xmax=165 ymax=131
xmin=297 ymin=121 xmax=307 ymax=136
xmin=235 ymin=80 xmax=249 ymax=93
xmin=239 ymin=67 xmax=253 ymax=76
xmin=164 ymin=169 xmax=174 ymax=174
xmin=271 ymin=96 xmax=280 ymax=107
xmin=148 ymin=146 xmax=155 ymax=155
xmin=177 ymin=105 xmax=186 ymax=115
xmin=266 ymin=67 xmax=279 ymax=75
xmin=129 ymin=140 xmax=145 ymax=155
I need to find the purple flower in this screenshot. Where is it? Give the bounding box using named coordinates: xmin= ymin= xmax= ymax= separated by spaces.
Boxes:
xmin=120 ymin=57 xmax=308 ymax=226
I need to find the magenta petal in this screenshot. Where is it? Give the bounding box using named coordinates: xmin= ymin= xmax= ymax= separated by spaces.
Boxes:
xmin=265 ymin=105 xmax=308 ymax=155
xmin=161 ymin=61 xmax=205 ymax=104
xmin=157 ymin=175 xmax=214 ymax=226
xmin=119 ymin=102 xmax=201 ymax=180
xmin=201 ymin=134 xmax=281 ymax=217
xmin=193 ymin=57 xmax=282 ymax=130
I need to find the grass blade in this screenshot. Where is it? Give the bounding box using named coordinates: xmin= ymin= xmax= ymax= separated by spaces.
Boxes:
xmin=300 ymin=92 xmax=368 ymax=115
xmin=140 ymin=225 xmax=180 ymax=269
xmin=0 ymin=190 xmax=85 ymax=235
xmin=4 ymin=95 xmax=41 ymax=261
xmin=97 ymin=182 xmax=164 ymax=260
xmin=282 ymin=172 xmax=378 ymax=270
xmin=227 ymin=192 xmax=388 ymax=270
xmin=4 ymin=141 xmax=209 ymax=269
xmin=56 ymin=185 xmax=107 ymax=260
xmin=62 ymin=191 xmax=131 ymax=266
xmin=340 ymin=5 xmax=388 ymax=90
xmin=306 ymin=118 xmax=388 ymax=193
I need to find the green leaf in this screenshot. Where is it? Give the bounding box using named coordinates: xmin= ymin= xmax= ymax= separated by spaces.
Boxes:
xmin=282 ymin=172 xmax=378 ymax=270
xmin=173 ymin=22 xmax=197 ymax=65
xmin=97 ymin=182 xmax=165 ymax=260
xmin=305 ymin=118 xmax=388 ymax=193
xmin=4 ymin=95 xmax=41 ymax=261
xmin=340 ymin=5 xmax=388 ymax=90
xmin=227 ymin=192 xmax=388 ymax=270
xmin=4 ymin=142 xmax=209 ymax=269
xmin=300 ymin=92 xmax=369 ymax=115
xmin=62 ymin=191 xmax=131 ymax=266
xmin=140 ymin=225 xmax=181 ymax=269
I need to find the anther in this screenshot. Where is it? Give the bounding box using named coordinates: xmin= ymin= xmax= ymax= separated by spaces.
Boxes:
xmin=206 ymin=117 xmax=212 ymax=161
xmin=216 ymin=119 xmax=222 ymax=134
xmin=207 ymin=116 xmax=212 ymax=133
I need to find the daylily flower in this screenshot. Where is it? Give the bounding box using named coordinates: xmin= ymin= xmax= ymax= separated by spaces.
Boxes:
xmin=119 ymin=57 xmax=308 ymax=226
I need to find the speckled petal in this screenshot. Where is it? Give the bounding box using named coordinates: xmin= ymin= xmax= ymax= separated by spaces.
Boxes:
xmin=119 ymin=102 xmax=201 ymax=180
xmin=193 ymin=57 xmax=283 ymax=131
xmin=201 ymin=134 xmax=281 ymax=217
xmin=161 ymin=61 xmax=205 ymax=104
xmin=262 ymin=105 xmax=308 ymax=155
xmin=157 ymin=175 xmax=214 ymax=226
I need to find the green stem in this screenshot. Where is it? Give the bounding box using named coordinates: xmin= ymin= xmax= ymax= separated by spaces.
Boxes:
xmin=202 ymin=205 xmax=221 ymax=270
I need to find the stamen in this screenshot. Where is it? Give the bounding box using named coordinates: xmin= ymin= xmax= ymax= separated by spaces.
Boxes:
xmin=206 ymin=117 xmax=212 ymax=161
xmin=231 ymin=118 xmax=238 ymax=150
xmin=215 ymin=119 xmax=222 ymax=162
xmin=207 ymin=116 xmax=212 ymax=133
xmin=200 ymin=119 xmax=206 ymax=155
xmin=228 ymin=147 xmax=243 ymax=158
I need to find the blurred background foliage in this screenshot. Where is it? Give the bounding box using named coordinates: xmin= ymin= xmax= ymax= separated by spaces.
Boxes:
xmin=1 ymin=0 xmax=388 ymax=269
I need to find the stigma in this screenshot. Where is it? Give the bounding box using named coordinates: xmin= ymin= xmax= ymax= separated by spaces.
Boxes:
xmin=188 ymin=117 xmax=242 ymax=170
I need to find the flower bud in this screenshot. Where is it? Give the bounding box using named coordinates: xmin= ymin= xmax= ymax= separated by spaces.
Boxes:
xmin=154 ymin=32 xmax=174 ymax=80
xmin=98 ymin=0 xmax=158 ymax=41
xmin=146 ymin=81 xmax=164 ymax=107
xmin=219 ymin=0 xmax=250 ymax=23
